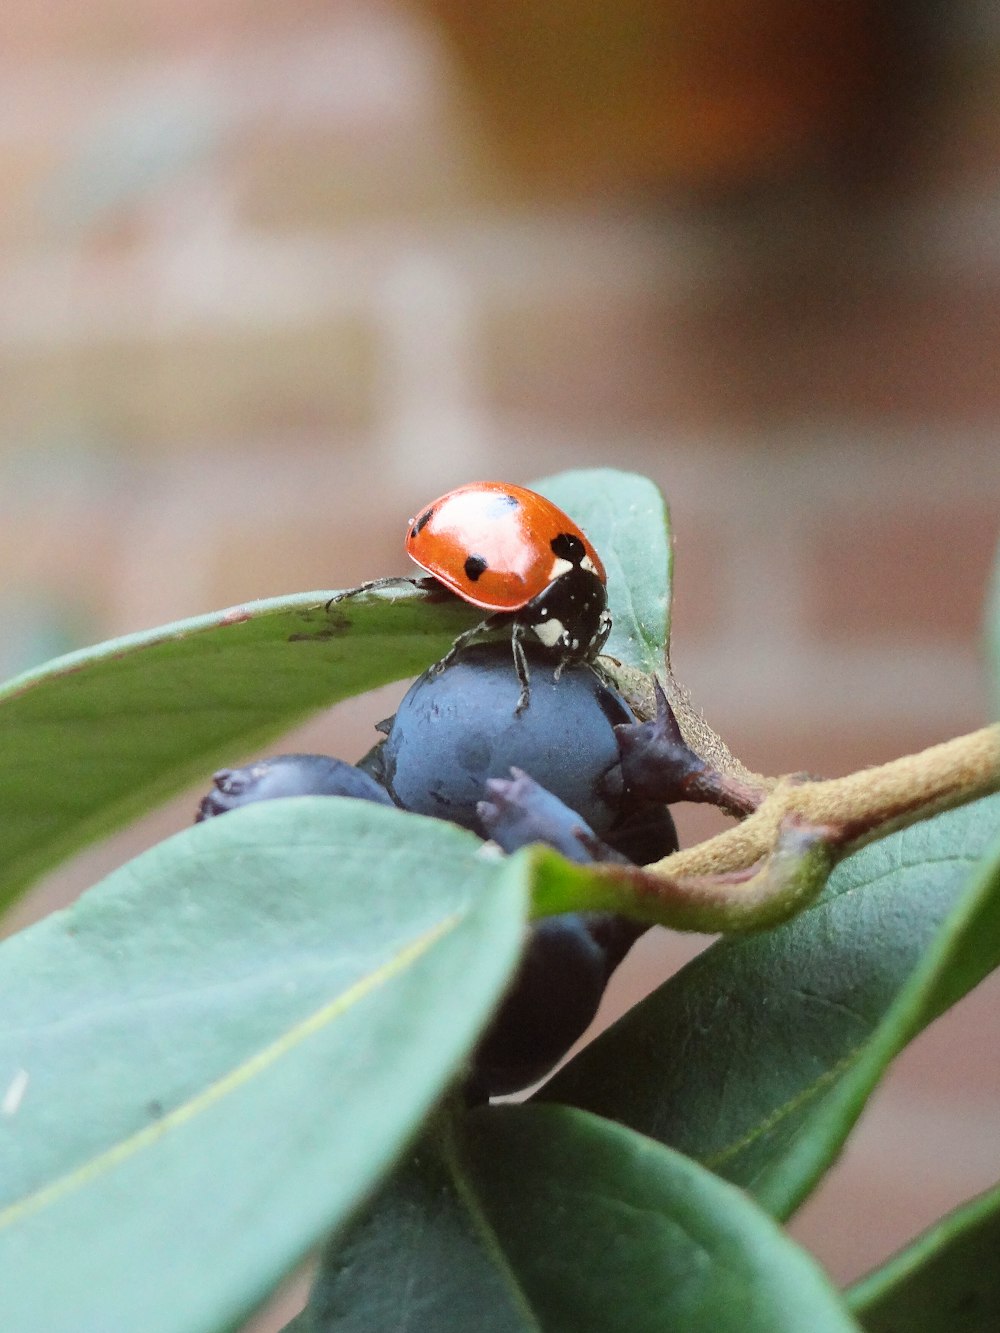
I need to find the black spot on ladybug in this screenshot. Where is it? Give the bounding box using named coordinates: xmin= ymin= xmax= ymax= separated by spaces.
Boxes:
xmin=551 ymin=532 xmax=585 ymax=562
xmin=464 ymin=554 xmax=488 ymax=582
xmin=410 ymin=506 xmax=435 ymax=538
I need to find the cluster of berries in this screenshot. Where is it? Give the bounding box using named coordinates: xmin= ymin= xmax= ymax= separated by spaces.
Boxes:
xmin=196 ymin=484 xmax=681 ymax=1098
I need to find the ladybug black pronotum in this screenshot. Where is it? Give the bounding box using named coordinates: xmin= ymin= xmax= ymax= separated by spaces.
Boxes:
xmin=405 ymin=482 xmax=612 ymax=711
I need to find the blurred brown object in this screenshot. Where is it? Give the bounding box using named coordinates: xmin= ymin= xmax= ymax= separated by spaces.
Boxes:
xmin=420 ymin=0 xmax=903 ymax=195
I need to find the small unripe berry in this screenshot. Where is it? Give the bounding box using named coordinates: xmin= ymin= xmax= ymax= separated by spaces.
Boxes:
xmin=196 ymin=753 xmax=393 ymax=821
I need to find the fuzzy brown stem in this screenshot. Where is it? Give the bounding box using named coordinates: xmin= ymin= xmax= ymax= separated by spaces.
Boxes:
xmin=648 ymin=723 xmax=1000 ymax=881
xmin=607 ymin=658 xmax=773 ymax=789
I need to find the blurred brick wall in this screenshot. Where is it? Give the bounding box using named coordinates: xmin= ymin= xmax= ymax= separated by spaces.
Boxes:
xmin=2 ymin=0 xmax=999 ymax=1319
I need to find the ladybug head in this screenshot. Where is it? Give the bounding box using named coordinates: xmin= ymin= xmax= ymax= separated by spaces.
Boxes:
xmin=523 ymin=565 xmax=611 ymax=662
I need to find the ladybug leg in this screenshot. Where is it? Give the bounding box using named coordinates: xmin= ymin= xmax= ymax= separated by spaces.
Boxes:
xmin=431 ymin=612 xmax=506 ymax=676
xmin=431 ymin=617 xmax=532 ymax=714
xmin=325 ymin=575 xmax=434 ymax=612
xmin=511 ymin=623 xmax=532 ymax=714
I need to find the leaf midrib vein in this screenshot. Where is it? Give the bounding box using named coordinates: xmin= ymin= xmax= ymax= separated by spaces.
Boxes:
xmin=0 ymin=914 xmax=459 ymax=1231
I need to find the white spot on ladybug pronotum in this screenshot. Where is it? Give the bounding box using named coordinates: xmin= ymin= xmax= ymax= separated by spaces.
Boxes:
xmin=532 ymin=617 xmax=567 ymax=648
xmin=548 ymin=556 xmax=575 ymax=580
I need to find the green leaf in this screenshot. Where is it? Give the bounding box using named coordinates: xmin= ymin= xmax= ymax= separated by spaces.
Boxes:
xmin=0 ymin=468 xmax=669 ymax=916
xmin=534 ymin=468 xmax=672 ymax=671
xmin=543 ymin=793 xmax=1000 ymax=1218
xmin=0 ymin=587 xmax=476 ymax=913
xmin=847 ymin=1181 xmax=1000 ymax=1332
xmin=287 ymin=1107 xmax=537 ymax=1333
xmin=294 ymin=1104 xmax=859 ymax=1333
xmin=0 ymin=798 xmax=527 ymax=1333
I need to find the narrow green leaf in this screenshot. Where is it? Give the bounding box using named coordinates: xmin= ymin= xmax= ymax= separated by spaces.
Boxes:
xmin=534 ymin=468 xmax=672 ymax=671
xmin=0 ymin=588 xmax=476 ymax=913
xmin=543 ymin=793 xmax=1000 ymax=1218
xmin=0 ymin=799 xmax=527 ymax=1333
xmin=295 ymin=1104 xmax=860 ymax=1333
xmin=847 ymin=1181 xmax=1000 ymax=1332
xmin=288 ymin=1107 xmax=538 ymax=1333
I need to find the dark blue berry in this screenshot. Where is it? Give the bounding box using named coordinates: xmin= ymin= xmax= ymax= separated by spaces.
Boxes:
xmin=196 ymin=753 xmax=394 ymax=821
xmin=377 ymin=641 xmax=643 ymax=842
xmin=466 ymin=915 xmax=609 ymax=1098
xmin=366 ymin=645 xmax=678 ymax=1097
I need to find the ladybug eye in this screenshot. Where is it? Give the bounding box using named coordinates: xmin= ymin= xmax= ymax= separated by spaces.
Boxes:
xmin=463 ymin=554 xmax=488 ymax=582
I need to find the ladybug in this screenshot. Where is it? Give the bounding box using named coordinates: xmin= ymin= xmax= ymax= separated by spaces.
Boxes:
xmin=405 ymin=482 xmax=612 ymax=711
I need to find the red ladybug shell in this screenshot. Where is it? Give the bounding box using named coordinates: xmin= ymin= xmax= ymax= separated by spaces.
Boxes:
xmin=406 ymin=482 xmax=606 ymax=612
